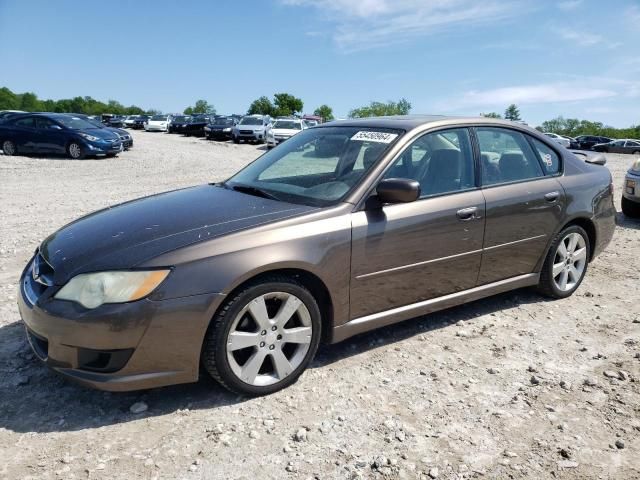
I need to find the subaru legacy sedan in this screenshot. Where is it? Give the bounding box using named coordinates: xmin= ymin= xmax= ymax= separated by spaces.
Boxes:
xmin=19 ymin=116 xmax=615 ymax=395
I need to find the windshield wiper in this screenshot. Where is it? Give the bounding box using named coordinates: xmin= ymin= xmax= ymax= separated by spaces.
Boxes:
xmin=226 ymin=183 xmax=279 ymax=201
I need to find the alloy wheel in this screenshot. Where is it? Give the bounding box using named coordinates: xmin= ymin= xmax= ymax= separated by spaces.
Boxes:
xmin=226 ymin=292 xmax=312 ymax=387
xmin=2 ymin=140 xmax=15 ymax=155
xmin=69 ymin=143 xmax=82 ymax=159
xmin=552 ymin=232 xmax=587 ymax=292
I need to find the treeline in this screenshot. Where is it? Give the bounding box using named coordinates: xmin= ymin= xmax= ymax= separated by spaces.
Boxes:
xmin=0 ymin=87 xmax=155 ymax=116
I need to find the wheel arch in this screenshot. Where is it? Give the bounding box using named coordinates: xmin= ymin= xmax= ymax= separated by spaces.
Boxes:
xmin=211 ymin=267 xmax=335 ymax=344
xmin=563 ymin=217 xmax=597 ymax=262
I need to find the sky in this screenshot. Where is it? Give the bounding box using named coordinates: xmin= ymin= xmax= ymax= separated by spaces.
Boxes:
xmin=0 ymin=0 xmax=638 ymax=127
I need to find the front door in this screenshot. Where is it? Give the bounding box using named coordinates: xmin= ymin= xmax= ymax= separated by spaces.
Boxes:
xmin=475 ymin=127 xmax=565 ymax=284
xmin=350 ymin=127 xmax=485 ymax=320
xmin=34 ymin=117 xmax=66 ymax=154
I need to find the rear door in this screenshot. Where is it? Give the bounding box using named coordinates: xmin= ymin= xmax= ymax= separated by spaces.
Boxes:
xmin=475 ymin=127 xmax=565 ymax=284
xmin=9 ymin=116 xmax=38 ymax=152
xmin=350 ymin=127 xmax=485 ymax=319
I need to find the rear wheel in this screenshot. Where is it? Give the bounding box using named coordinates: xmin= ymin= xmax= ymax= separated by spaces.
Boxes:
xmin=537 ymin=225 xmax=589 ymax=299
xmin=67 ymin=142 xmax=84 ymax=159
xmin=632 ymin=150 xmax=640 ymax=155
xmin=622 ymin=196 xmax=640 ymax=218
xmin=2 ymin=139 xmax=17 ymax=156
xmin=201 ymin=277 xmax=321 ymax=396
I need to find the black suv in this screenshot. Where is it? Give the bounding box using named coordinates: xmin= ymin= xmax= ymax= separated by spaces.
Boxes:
xmin=574 ymin=135 xmax=611 ymax=150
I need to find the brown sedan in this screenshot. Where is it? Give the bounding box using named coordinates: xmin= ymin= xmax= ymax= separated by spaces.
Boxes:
xmin=19 ymin=116 xmax=616 ymax=395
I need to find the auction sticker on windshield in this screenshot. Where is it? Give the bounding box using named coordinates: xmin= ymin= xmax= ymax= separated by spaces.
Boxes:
xmin=351 ymin=131 xmax=399 ymax=143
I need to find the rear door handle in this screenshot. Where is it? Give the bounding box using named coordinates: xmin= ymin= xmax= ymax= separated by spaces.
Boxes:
xmin=544 ymin=191 xmax=560 ymax=202
xmin=456 ymin=206 xmax=478 ymax=220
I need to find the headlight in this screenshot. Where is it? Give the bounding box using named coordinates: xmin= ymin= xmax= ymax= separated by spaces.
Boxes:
xmin=204 ymin=126 xmax=211 ymax=131
xmin=223 ymin=127 xmax=231 ymax=132
xmin=55 ymin=270 xmax=170 ymax=309
xmin=79 ymin=133 xmax=100 ymax=142
xmin=631 ymin=158 xmax=640 ymax=173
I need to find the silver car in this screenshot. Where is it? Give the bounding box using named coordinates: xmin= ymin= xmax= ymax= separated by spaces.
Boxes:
xmin=232 ymin=115 xmax=271 ymax=144
xmin=622 ymin=156 xmax=640 ymax=217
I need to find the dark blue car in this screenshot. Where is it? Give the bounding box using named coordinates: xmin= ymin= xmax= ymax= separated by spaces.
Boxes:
xmin=0 ymin=113 xmax=122 ymax=159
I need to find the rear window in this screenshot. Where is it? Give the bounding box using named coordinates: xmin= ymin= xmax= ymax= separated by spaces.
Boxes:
xmin=529 ymin=137 xmax=561 ymax=175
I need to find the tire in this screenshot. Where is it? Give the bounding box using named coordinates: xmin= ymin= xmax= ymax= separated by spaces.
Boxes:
xmin=201 ymin=276 xmax=322 ymax=396
xmin=632 ymin=150 xmax=640 ymax=155
xmin=537 ymin=225 xmax=590 ymax=299
xmin=622 ymin=196 xmax=640 ymax=218
xmin=67 ymin=142 xmax=85 ymax=160
xmin=2 ymin=139 xmax=17 ymax=156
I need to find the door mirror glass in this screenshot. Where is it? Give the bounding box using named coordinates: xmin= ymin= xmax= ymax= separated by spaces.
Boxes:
xmin=376 ymin=178 xmax=421 ymax=204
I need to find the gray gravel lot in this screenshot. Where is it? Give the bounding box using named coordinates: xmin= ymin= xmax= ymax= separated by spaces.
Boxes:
xmin=0 ymin=130 xmax=638 ymax=479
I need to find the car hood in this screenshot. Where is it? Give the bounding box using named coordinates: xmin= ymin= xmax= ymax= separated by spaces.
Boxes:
xmin=209 ymin=124 xmax=234 ymax=129
xmin=40 ymin=184 xmax=316 ymax=284
xmin=79 ymin=128 xmax=119 ymax=141
xmin=272 ymin=128 xmax=300 ymax=136
xmin=148 ymin=120 xmax=167 ymax=124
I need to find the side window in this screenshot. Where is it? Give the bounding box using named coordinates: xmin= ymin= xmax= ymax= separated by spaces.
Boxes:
xmin=529 ymin=137 xmax=561 ymax=175
xmin=383 ymin=128 xmax=475 ymax=197
xmin=476 ymin=128 xmax=544 ymax=186
xmin=35 ymin=118 xmax=55 ymax=130
xmin=14 ymin=117 xmax=35 ymax=128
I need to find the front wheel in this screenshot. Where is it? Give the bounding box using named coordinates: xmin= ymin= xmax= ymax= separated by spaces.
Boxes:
xmin=67 ymin=142 xmax=85 ymax=159
xmin=537 ymin=225 xmax=590 ymax=299
xmin=622 ymin=196 xmax=640 ymax=218
xmin=201 ymin=278 xmax=321 ymax=396
xmin=2 ymin=139 xmax=17 ymax=156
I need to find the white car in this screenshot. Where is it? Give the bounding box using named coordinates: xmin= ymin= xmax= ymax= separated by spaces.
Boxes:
xmin=145 ymin=114 xmax=170 ymax=132
xmin=266 ymin=118 xmax=306 ymax=148
xmin=544 ymin=132 xmax=570 ymax=148
xmin=123 ymin=115 xmax=138 ymax=128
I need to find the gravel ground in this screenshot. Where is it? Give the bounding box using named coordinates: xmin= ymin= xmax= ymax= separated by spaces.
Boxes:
xmin=0 ymin=130 xmax=638 ymax=480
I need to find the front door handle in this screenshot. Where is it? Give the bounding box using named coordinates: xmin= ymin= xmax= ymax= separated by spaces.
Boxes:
xmin=456 ymin=206 xmax=478 ymax=220
xmin=544 ymin=191 xmax=560 ymax=202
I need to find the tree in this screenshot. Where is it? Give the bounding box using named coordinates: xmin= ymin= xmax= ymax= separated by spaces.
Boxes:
xmin=273 ymin=93 xmax=303 ymax=117
xmin=504 ymin=104 xmax=521 ymax=121
xmin=348 ymin=98 xmax=411 ymax=118
xmin=481 ymin=112 xmax=502 ymax=118
xmin=19 ymin=92 xmax=41 ymax=112
xmin=247 ymin=96 xmax=274 ymax=116
xmin=313 ymin=104 xmax=334 ymax=122
xmin=183 ymin=99 xmax=215 ymax=115
xmin=0 ymin=87 xmax=19 ymax=110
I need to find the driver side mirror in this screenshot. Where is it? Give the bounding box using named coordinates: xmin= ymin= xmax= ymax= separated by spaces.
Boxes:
xmin=50 ymin=125 xmax=62 ymax=130
xmin=376 ymin=178 xmax=420 ymax=204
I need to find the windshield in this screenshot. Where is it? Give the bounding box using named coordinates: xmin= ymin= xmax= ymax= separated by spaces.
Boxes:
xmin=274 ymin=120 xmax=302 ymax=130
xmin=151 ymin=115 xmax=166 ymax=121
xmin=225 ymin=126 xmax=403 ymax=207
xmin=213 ymin=117 xmax=234 ymax=125
xmin=54 ymin=116 xmax=97 ymax=130
xmin=240 ymin=117 xmax=263 ymax=125
xmin=172 ymin=116 xmax=187 ymax=122
xmin=84 ymin=117 xmax=104 ymax=128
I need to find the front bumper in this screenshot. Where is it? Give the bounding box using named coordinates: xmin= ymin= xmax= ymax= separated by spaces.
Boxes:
xmin=267 ymin=135 xmax=291 ymax=147
xmin=623 ymin=170 xmax=640 ymax=202
xmin=236 ymin=130 xmax=265 ymax=141
xmin=145 ymin=124 xmax=167 ymax=131
xmin=18 ymin=261 xmax=225 ymax=391
xmin=84 ymin=139 xmax=122 ymax=155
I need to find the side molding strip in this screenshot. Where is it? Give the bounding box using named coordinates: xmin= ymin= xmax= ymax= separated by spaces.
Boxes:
xmin=332 ymin=273 xmax=539 ymax=343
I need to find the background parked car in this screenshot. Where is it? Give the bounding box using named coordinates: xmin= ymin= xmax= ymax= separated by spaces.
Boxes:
xmin=574 ymin=135 xmax=611 ymax=150
xmin=0 ymin=113 xmax=122 ymax=159
xmin=266 ymin=117 xmax=306 ymax=148
xmin=0 ymin=110 xmax=25 ymax=123
xmin=131 ymin=115 xmax=151 ymax=130
xmin=204 ymin=116 xmax=237 ymax=140
xmin=623 ymin=156 xmax=640 ymax=217
xmin=73 ymin=113 xmax=133 ymax=150
xmin=593 ymin=139 xmax=640 ymax=155
xmin=123 ymin=115 xmax=138 ymax=128
xmin=184 ymin=115 xmax=216 ymax=136
xmin=108 ymin=116 xmax=125 ymax=128
xmin=232 ymin=114 xmax=272 ymax=144
xmin=145 ymin=114 xmax=171 ymax=132
xmin=168 ymin=115 xmax=190 ymax=134
xmin=543 ymin=132 xmax=570 ymax=148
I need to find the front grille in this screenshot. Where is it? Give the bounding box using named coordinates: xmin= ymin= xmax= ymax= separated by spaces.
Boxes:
xmin=22 ymin=253 xmax=53 ymax=306
xmin=240 ymin=130 xmax=254 ymax=135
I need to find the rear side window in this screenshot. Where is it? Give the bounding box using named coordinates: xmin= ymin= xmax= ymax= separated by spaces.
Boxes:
xmin=476 ymin=127 xmax=544 ymax=186
xmin=529 ymin=137 xmax=561 ymax=174
xmin=14 ymin=117 xmax=35 ymax=127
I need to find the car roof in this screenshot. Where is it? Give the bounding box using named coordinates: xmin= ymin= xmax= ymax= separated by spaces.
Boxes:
xmin=318 ymin=115 xmax=536 ymax=132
